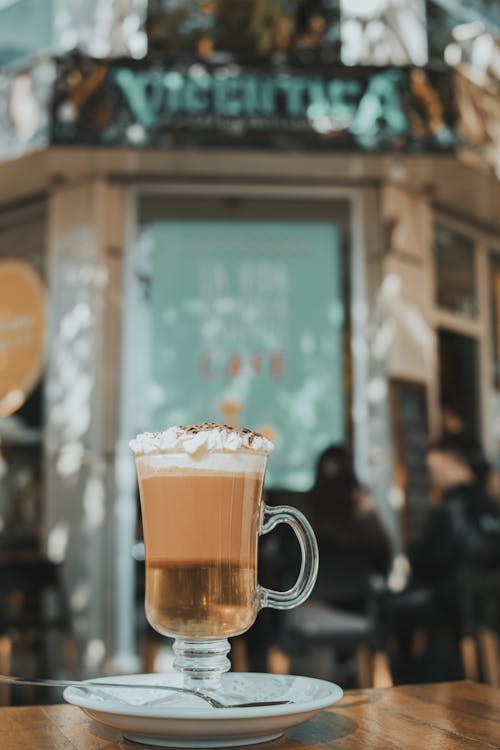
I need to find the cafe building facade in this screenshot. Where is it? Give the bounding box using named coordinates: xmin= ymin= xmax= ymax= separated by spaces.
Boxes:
xmin=1 ymin=1 xmax=500 ymax=673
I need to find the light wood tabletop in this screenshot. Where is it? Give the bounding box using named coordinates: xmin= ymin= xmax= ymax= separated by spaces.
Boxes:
xmin=0 ymin=680 xmax=499 ymax=749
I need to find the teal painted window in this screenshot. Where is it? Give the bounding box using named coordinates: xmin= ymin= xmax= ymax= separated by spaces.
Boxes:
xmin=133 ymin=220 xmax=344 ymax=491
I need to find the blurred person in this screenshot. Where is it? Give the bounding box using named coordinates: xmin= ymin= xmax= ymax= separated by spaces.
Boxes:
xmin=278 ymin=446 xmax=390 ymax=685
xmin=440 ymin=402 xmax=489 ymax=489
xmin=395 ymin=436 xmax=500 ymax=682
xmin=310 ymin=445 xmax=390 ymax=610
xmin=411 ymin=436 xmax=500 ymax=581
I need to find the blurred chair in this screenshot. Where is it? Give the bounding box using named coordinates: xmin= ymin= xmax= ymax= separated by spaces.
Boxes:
xmin=0 ymin=637 xmax=11 ymax=705
xmin=276 ymin=508 xmax=393 ymax=688
xmin=282 ymin=600 xmax=390 ymax=688
xmin=0 ymin=554 xmax=79 ymax=704
xmin=368 ymin=582 xmax=442 ymax=684
xmin=459 ymin=566 xmax=500 ymax=685
xmin=281 ymin=578 xmax=393 ymax=689
xmin=371 ymin=565 xmax=500 ymax=686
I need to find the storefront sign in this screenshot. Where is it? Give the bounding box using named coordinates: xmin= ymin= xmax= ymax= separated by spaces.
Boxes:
xmin=52 ymin=58 xmax=456 ymax=152
xmin=0 ymin=259 xmax=45 ymax=417
xmin=455 ymin=71 xmax=500 ymax=179
xmin=0 ymin=51 xmax=498 ymax=174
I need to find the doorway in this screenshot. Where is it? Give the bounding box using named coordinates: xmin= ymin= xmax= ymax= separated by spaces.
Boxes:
xmin=438 ymin=328 xmax=480 ymax=439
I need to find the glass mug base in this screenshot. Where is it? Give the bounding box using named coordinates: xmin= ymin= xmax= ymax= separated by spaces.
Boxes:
xmin=172 ymin=638 xmax=231 ymax=691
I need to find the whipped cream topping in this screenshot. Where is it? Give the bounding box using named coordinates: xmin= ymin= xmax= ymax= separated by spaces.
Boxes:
xmin=129 ymin=422 xmax=275 ymax=457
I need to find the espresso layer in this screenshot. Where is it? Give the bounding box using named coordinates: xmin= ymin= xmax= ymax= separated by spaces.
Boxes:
xmin=138 ymin=471 xmax=264 ymax=563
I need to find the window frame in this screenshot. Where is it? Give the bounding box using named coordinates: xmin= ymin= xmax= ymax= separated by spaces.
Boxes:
xmin=432 ymin=209 xmax=497 ymax=454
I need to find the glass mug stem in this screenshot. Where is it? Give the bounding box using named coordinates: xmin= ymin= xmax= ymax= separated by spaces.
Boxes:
xmin=173 ymin=639 xmax=231 ymax=690
xmin=172 ymin=503 xmax=318 ymax=689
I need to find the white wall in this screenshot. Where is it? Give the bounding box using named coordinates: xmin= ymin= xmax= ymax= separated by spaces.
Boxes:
xmin=380 ymin=183 xmax=438 ymax=432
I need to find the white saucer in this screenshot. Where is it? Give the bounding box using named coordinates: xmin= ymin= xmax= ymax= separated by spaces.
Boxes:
xmin=64 ymin=672 xmax=343 ymax=747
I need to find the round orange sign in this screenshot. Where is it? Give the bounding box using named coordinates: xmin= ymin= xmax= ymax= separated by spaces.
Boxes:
xmin=0 ymin=259 xmax=45 ymax=418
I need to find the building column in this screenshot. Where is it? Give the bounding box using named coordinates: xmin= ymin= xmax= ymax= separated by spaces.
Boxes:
xmin=369 ymin=182 xmax=435 ymax=579
xmin=44 ymin=179 xmax=132 ymax=674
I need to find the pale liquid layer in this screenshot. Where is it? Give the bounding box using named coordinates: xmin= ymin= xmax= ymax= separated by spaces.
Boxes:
xmin=138 ymin=469 xmax=264 ymax=638
xmin=146 ymin=562 xmax=257 ymax=638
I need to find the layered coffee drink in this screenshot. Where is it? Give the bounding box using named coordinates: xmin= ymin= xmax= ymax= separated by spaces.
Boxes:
xmin=130 ymin=423 xmax=274 ymax=640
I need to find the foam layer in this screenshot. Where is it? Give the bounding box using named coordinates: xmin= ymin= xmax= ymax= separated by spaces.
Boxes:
xmin=129 ymin=422 xmax=274 ymax=457
xmin=136 ymin=450 xmax=267 ymax=477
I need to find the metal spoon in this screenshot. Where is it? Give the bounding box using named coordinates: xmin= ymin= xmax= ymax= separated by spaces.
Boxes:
xmin=0 ymin=674 xmax=291 ymax=709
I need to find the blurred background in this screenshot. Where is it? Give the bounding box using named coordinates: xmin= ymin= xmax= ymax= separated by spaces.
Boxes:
xmin=1 ymin=0 xmax=500 ymax=704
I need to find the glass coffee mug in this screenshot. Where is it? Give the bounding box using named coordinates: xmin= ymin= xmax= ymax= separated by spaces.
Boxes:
xmin=132 ymin=426 xmax=318 ymax=691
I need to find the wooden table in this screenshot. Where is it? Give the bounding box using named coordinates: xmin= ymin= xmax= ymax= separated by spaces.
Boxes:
xmin=0 ymin=681 xmax=499 ymax=749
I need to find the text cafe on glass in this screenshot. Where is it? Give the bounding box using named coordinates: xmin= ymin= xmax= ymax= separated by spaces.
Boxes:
xmin=1 ymin=0 xmax=500 ymax=671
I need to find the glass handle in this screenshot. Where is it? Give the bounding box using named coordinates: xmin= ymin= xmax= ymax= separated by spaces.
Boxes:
xmin=259 ymin=504 xmax=319 ymax=610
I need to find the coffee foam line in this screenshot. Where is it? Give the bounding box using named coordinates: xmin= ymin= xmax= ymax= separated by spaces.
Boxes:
xmin=136 ymin=451 xmax=266 ymax=476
